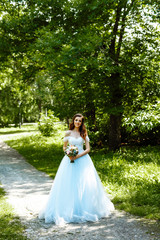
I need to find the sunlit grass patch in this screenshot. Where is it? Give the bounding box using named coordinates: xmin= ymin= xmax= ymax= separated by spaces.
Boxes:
xmin=92 ymin=146 xmax=160 ymax=220
xmin=0 ymin=185 xmax=28 ymax=240
xmin=0 ymin=123 xmax=38 ymax=135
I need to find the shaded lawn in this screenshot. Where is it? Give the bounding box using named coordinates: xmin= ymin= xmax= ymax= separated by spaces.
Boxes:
xmin=3 ymin=124 xmax=160 ymax=220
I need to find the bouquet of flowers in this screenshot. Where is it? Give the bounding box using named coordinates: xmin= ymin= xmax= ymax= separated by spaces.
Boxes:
xmin=64 ymin=145 xmax=79 ymax=163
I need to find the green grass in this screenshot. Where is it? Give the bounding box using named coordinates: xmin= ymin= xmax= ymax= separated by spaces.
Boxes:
xmin=0 ymin=185 xmax=28 ymax=240
xmin=2 ymin=123 xmax=160 ymax=221
xmin=1 ymin=123 xmax=67 ymax=179
xmin=0 ymin=123 xmax=38 ymax=136
xmin=92 ymin=147 xmax=160 ymax=220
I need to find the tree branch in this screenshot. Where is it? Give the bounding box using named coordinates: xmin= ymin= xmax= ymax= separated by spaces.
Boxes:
xmin=116 ymin=0 xmax=136 ymax=61
xmin=108 ymin=3 xmax=122 ymax=60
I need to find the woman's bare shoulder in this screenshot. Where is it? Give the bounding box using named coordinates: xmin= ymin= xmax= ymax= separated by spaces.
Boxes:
xmin=85 ymin=135 xmax=90 ymax=142
xmin=64 ymin=130 xmax=72 ymax=137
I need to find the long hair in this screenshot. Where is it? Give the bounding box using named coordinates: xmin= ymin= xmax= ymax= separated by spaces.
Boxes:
xmin=69 ymin=113 xmax=87 ymax=139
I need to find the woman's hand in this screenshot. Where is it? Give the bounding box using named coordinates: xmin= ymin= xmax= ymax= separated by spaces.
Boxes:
xmin=69 ymin=155 xmax=78 ymax=163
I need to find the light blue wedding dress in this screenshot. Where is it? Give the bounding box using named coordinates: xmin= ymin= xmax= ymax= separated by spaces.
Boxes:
xmin=39 ymin=136 xmax=114 ymax=225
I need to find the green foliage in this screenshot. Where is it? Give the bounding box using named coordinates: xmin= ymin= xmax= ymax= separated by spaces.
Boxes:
xmin=38 ymin=110 xmax=60 ymax=137
xmin=87 ymin=112 xmax=110 ymax=148
xmin=0 ymin=0 xmax=159 ymax=148
xmin=0 ymin=185 xmax=28 ymax=240
xmin=0 ymin=67 xmax=39 ymax=127
xmin=124 ymin=101 xmax=160 ymax=133
xmin=122 ymin=101 xmax=160 ymax=144
xmin=4 ymin=124 xmax=160 ymax=220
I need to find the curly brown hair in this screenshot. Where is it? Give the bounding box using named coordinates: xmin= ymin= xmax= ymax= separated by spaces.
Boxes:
xmin=69 ymin=113 xmax=87 ymax=139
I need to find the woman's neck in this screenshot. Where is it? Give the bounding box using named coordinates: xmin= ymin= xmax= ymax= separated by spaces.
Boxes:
xmin=73 ymin=127 xmax=80 ymax=132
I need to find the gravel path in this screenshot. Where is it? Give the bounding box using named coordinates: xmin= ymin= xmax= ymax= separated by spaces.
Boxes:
xmin=0 ymin=137 xmax=159 ymax=240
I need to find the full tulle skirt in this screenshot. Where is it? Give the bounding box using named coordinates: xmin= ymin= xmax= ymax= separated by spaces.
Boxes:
xmin=39 ymin=153 xmax=114 ymax=225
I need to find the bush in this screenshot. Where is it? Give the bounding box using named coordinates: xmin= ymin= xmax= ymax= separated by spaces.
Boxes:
xmin=38 ymin=110 xmax=59 ymax=136
xmin=87 ymin=113 xmax=110 ymax=148
xmin=122 ymin=101 xmax=160 ymax=145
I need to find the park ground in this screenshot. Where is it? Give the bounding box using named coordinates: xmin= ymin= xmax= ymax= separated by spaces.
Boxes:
xmin=0 ymin=123 xmax=159 ymax=239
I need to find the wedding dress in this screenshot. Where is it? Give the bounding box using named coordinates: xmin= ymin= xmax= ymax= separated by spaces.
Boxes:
xmin=39 ymin=136 xmax=114 ymax=225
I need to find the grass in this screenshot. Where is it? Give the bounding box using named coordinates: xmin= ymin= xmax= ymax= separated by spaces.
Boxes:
xmin=0 ymin=185 xmax=28 ymax=240
xmin=92 ymin=147 xmax=160 ymax=220
xmin=2 ymin=123 xmax=160 ymax=221
xmin=0 ymin=123 xmax=38 ymax=136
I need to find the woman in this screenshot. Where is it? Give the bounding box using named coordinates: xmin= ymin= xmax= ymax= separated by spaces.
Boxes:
xmin=39 ymin=113 xmax=114 ymax=225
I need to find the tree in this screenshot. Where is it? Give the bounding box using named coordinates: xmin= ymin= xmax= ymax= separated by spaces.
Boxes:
xmin=0 ymin=0 xmax=159 ymax=149
xmin=32 ymin=0 xmax=159 ymax=149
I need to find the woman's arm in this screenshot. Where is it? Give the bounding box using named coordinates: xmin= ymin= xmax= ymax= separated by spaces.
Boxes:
xmin=63 ymin=130 xmax=70 ymax=151
xmin=63 ymin=141 xmax=68 ymax=152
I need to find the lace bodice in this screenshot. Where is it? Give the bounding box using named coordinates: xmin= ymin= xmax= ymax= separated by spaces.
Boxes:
xmin=63 ymin=136 xmax=89 ymax=152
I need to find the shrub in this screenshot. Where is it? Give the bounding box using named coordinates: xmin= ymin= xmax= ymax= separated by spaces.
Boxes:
xmin=38 ymin=110 xmax=59 ymax=136
xmin=122 ymin=101 xmax=160 ymax=144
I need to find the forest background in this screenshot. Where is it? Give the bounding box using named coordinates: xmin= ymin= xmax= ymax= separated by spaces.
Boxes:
xmin=0 ymin=0 xmax=159 ymax=150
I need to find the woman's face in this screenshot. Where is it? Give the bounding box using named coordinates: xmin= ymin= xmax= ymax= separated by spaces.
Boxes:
xmin=74 ymin=117 xmax=82 ymax=128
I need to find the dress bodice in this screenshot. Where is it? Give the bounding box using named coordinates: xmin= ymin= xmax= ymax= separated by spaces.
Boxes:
xmin=63 ymin=136 xmax=89 ymax=152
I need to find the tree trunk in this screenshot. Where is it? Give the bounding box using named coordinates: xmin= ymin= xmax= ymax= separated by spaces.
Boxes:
xmin=38 ymin=100 xmax=42 ymax=120
xmin=85 ymin=103 xmax=97 ymax=132
xmin=108 ymin=71 xmax=122 ymax=151
xmin=18 ymin=101 xmax=22 ymax=129
xmin=109 ymin=114 xmax=121 ymax=151
xmin=106 ymin=4 xmax=124 ymax=150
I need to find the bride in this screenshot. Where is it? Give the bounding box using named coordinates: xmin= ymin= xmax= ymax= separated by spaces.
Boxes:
xmin=39 ymin=113 xmax=114 ymax=225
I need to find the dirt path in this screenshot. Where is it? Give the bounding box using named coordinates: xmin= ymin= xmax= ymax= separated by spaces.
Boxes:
xmin=0 ymin=137 xmax=159 ymax=240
